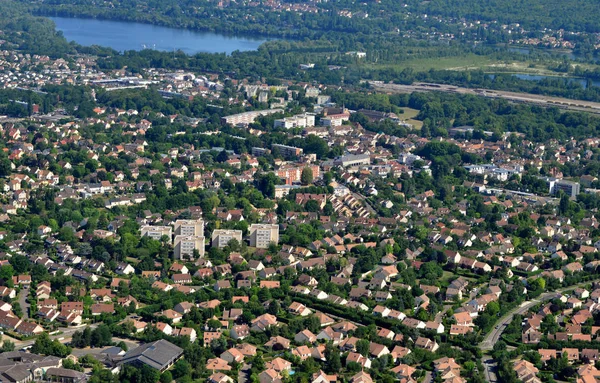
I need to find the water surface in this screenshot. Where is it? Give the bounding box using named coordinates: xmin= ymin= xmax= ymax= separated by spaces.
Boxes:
xmin=51 ymin=16 xmax=270 ymax=55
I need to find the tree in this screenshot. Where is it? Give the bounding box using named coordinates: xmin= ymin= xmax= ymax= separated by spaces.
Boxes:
xmin=485 ymin=301 xmax=500 ymax=316
xmin=0 ymin=152 xmax=11 ymax=177
xmin=91 ymin=324 xmax=112 ymax=347
xmin=9 ymin=254 xmax=30 ymax=274
xmin=325 ymin=343 xmax=342 ymax=373
xmin=216 ymin=150 xmax=229 ymax=163
xmin=356 ymin=339 xmax=370 ymax=356
xmin=0 ymin=340 xmax=14 ymax=352
xmin=160 ymin=371 xmax=173 ymax=383
xmin=301 ymin=167 xmax=314 ymax=185
xmin=0 ymin=265 xmax=14 ymax=283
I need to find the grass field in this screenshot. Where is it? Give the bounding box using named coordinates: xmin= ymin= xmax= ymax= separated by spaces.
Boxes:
xmin=399 ymin=107 xmax=423 ymax=129
xmin=363 ymin=53 xmax=600 ymax=77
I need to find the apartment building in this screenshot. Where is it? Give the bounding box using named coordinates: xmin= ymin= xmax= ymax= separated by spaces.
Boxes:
xmin=174 ymin=235 xmax=205 ymax=260
xmin=174 ymin=219 xmax=204 ymax=237
xmin=276 ymin=165 xmax=320 ymax=184
xmin=221 ymin=109 xmax=283 ymax=126
xmin=274 ymin=113 xmax=316 ymax=129
xmin=333 ymin=154 xmax=371 ymax=168
xmin=272 ymin=144 xmax=303 ymax=159
xmin=249 ymin=224 xmax=279 ymax=249
xmin=211 ymin=229 xmax=243 ymax=248
xmin=551 ymin=179 xmax=581 ymax=198
xmin=141 ymin=226 xmax=173 ymax=244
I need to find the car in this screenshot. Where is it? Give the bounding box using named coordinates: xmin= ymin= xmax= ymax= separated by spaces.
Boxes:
xmin=495 ymin=325 xmax=499 ymax=329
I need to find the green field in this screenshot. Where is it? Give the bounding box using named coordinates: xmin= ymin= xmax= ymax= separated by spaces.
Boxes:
xmin=364 ymin=54 xmax=600 ymax=77
xmin=399 ymin=107 xmax=423 ymax=129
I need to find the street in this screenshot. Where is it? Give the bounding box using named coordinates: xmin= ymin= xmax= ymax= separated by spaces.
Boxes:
xmin=17 ymin=287 xmax=30 ymax=319
xmin=9 ymin=323 xmax=100 ymax=349
xmin=478 ymin=279 xmax=600 ymax=383
xmin=481 ymin=356 xmax=498 ymax=383
xmin=238 ymin=363 xmax=251 ymax=383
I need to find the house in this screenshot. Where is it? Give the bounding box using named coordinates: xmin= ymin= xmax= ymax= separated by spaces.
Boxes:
xmin=415 ymin=337 xmax=439 ymax=352
xmin=391 ymin=364 xmax=417 ymax=382
xmin=206 ymin=358 xmax=232 ymax=371
xmin=91 ymin=303 xmax=114 ymax=316
xmin=209 ymin=372 xmax=235 ymax=383
xmin=350 ymin=371 xmax=373 ymax=383
xmin=266 ymin=357 xmax=292 ymax=372
xmin=295 ymin=329 xmax=317 ymax=344
xmin=346 ymin=352 xmax=371 ymax=369
xmin=231 ymin=324 xmax=250 ymax=340
xmin=265 ymin=336 xmax=291 ymax=350
xmin=288 ymin=302 xmax=312 ymax=316
xmin=312 ymin=370 xmax=338 ymax=383
xmin=220 ymin=348 xmax=244 ymax=364
xmin=453 ymin=312 xmax=474 ymax=327
xmin=369 ymin=342 xmax=390 ymax=358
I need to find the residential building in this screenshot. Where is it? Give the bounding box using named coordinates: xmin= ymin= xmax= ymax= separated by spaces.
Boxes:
xmin=174 ymin=235 xmax=205 ymax=259
xmin=211 ymin=230 xmax=243 ymax=248
xmin=248 ymin=224 xmax=279 ymax=248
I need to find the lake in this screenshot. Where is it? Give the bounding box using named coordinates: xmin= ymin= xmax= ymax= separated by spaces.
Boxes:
xmin=50 ymin=16 xmax=270 ymax=55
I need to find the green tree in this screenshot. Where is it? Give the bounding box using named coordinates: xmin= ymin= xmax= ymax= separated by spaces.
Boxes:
xmin=301 ymin=167 xmax=314 ymax=185
xmin=356 ymin=339 xmax=370 ymax=356
xmin=160 ymin=371 xmax=173 ymax=383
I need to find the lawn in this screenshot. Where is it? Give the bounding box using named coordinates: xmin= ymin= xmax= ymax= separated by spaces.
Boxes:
xmin=399 ymin=107 xmax=423 ymax=129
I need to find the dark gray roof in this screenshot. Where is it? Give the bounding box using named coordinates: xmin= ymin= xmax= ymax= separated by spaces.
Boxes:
xmin=46 ymin=367 xmax=87 ymax=381
xmin=119 ymin=340 xmax=183 ymax=370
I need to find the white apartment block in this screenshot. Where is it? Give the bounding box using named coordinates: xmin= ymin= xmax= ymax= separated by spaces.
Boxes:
xmin=221 ymin=109 xmax=283 ymax=126
xmin=248 ymin=224 xmax=279 ymax=249
xmin=274 ymin=113 xmax=316 ymax=129
xmin=211 ymin=229 xmax=243 ymax=248
xmin=141 ymin=226 xmax=173 ymax=244
xmin=174 ymin=235 xmax=205 ymax=260
xmin=174 ymin=219 xmax=204 ymax=237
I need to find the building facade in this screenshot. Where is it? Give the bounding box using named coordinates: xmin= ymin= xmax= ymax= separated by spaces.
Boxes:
xmin=249 ymin=224 xmax=279 ymax=248
xmin=211 ymin=230 xmax=243 ymax=248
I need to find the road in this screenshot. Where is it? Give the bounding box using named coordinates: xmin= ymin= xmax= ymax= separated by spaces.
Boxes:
xmin=238 ymin=363 xmax=250 ymax=383
xmin=17 ymin=288 xmax=30 ymax=319
xmin=478 ymin=279 xmax=600 ymax=382
xmin=370 ymin=82 xmax=600 ymax=115
xmin=8 ymin=323 xmax=100 ymax=349
xmin=482 ymin=356 xmax=498 ymax=383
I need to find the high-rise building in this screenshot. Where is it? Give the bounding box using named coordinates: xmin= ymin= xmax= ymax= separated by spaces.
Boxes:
xmin=211 ymin=229 xmax=243 ymax=248
xmin=174 ymin=235 xmax=205 ymax=260
xmin=174 ymin=219 xmax=204 ymax=237
xmin=248 ymin=224 xmax=279 ymax=249
xmin=141 ymin=226 xmax=173 ymax=244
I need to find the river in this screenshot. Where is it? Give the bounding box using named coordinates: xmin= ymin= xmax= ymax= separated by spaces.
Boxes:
xmin=50 ymin=16 xmax=270 ymax=55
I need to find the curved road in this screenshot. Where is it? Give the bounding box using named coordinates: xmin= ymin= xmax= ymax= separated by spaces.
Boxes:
xmin=479 ymin=279 xmax=600 ymax=382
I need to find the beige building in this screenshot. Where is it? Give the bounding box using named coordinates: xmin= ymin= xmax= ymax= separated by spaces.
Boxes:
xmin=141 ymin=226 xmax=173 ymax=244
xmin=174 ymin=219 xmax=204 ymax=237
xmin=248 ymin=224 xmax=279 ymax=248
xmin=174 ymin=235 xmax=205 ymax=260
xmin=211 ymin=229 xmax=243 ymax=248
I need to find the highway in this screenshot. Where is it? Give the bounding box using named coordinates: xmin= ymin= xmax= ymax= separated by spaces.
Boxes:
xmin=370 ymin=81 xmax=600 ymax=115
